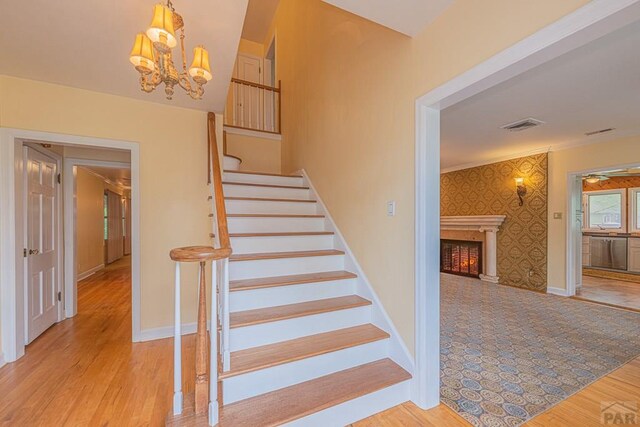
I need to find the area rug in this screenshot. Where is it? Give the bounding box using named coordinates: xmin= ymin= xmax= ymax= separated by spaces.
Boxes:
xmin=440 ymin=274 xmax=640 ymax=427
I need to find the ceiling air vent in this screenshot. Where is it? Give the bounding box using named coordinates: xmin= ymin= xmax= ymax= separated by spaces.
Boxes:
xmin=500 ymin=118 xmax=545 ymax=132
xmin=585 ymin=128 xmax=615 ymax=136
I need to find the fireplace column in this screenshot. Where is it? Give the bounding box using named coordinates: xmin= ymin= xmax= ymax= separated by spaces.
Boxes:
xmin=479 ymin=226 xmax=499 ymax=283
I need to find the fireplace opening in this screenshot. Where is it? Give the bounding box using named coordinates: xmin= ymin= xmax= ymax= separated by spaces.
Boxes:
xmin=441 ymin=239 xmax=483 ymax=278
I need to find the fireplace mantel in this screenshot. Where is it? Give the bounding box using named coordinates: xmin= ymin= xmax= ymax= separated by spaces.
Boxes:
xmin=440 ymin=215 xmax=506 ymax=284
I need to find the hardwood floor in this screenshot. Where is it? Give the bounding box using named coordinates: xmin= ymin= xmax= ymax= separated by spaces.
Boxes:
xmin=353 ymin=356 xmax=640 ymax=427
xmin=1 ymin=256 xmax=638 ymax=426
xmin=0 ymin=256 xmax=197 ymax=426
xmin=575 ymin=274 xmax=640 ymax=311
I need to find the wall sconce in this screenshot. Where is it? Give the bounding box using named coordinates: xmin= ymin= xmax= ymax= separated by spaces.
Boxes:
xmin=515 ymin=177 xmax=527 ymax=206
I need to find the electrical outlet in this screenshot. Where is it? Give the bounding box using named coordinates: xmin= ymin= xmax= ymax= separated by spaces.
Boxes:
xmin=528 ymin=269 xmax=534 ymax=277
xmin=553 ymin=212 xmax=563 ymax=220
xmin=387 ymin=201 xmax=396 ymax=217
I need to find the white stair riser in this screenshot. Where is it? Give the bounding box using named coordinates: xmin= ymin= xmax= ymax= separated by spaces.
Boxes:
xmin=230 ymin=255 xmax=344 ymax=280
xmin=223 ymin=173 xmax=304 ymax=187
xmin=226 ymin=199 xmax=318 ymax=215
xmin=223 ymin=184 xmax=310 ymax=200
xmin=230 ymin=305 xmax=371 ymax=351
xmin=228 ymin=216 xmax=326 ymax=233
xmin=223 ymin=156 xmax=241 ymax=171
xmin=223 ymin=340 xmax=388 ymax=404
xmin=230 ymin=234 xmax=335 ymax=254
xmin=230 ymin=279 xmax=357 ymax=311
xmin=284 ymin=380 xmax=411 ymax=427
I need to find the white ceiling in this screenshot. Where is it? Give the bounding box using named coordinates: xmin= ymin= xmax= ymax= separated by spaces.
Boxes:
xmin=242 ymin=0 xmax=280 ymax=43
xmin=441 ymin=20 xmax=640 ymax=171
xmin=322 ymin=0 xmax=453 ymax=37
xmin=0 ymin=0 xmax=249 ymax=112
xmin=81 ymin=166 xmax=131 ymax=188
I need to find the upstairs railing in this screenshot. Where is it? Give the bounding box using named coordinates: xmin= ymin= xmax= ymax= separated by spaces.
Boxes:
xmin=170 ymin=112 xmax=231 ymax=426
xmin=225 ymin=78 xmax=281 ymax=134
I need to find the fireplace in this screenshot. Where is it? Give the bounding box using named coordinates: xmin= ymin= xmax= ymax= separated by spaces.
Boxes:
xmin=440 ymin=239 xmax=482 ymax=278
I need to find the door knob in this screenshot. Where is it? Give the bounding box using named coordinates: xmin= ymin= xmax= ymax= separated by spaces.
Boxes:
xmin=29 ymin=249 xmax=39 ymax=255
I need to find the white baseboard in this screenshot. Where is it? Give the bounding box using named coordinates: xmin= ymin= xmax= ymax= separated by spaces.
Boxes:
xmin=77 ymin=264 xmax=105 ymax=281
xmin=547 ymin=286 xmax=570 ymax=297
xmin=138 ymin=322 xmax=197 ymax=342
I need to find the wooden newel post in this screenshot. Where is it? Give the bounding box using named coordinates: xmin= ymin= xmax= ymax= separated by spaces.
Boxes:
xmin=195 ymin=261 xmax=210 ymax=414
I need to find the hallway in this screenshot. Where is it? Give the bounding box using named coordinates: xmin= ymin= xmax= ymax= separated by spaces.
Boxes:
xmin=0 ymin=257 xmax=190 ymax=426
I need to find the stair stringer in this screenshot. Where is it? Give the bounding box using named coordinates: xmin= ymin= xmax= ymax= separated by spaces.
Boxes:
xmin=299 ymin=169 xmax=415 ymax=375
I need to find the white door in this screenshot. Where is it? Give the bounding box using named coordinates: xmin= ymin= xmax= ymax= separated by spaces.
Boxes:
xmin=235 ymin=54 xmax=263 ymax=129
xmin=25 ymin=147 xmax=59 ymax=343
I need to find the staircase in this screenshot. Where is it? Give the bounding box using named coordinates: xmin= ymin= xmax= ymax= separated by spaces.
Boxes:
xmin=216 ymin=169 xmax=412 ymax=426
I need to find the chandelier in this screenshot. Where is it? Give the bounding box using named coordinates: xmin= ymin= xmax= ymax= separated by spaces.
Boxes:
xmin=129 ymin=0 xmax=212 ymax=100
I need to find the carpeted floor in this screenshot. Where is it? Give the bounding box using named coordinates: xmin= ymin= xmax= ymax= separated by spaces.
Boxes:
xmin=440 ymin=274 xmax=640 ymax=427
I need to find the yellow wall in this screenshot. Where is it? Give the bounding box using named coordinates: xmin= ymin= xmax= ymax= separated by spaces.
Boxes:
xmin=265 ymin=0 xmax=588 ymax=354
xmin=548 ymin=136 xmax=640 ymax=291
xmin=76 ymin=168 xmax=106 ymax=276
xmin=0 ymin=75 xmax=210 ymax=332
xmin=226 ymin=132 xmax=281 ymax=174
xmin=238 ymin=38 xmax=264 ymax=58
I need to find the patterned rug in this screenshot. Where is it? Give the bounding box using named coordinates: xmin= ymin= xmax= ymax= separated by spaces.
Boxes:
xmin=440 ymin=274 xmax=640 ymax=427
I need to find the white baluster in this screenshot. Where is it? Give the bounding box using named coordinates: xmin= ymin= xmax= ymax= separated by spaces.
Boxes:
xmin=173 ymin=262 xmax=183 ymax=415
xmin=209 ymin=260 xmax=219 ymax=426
xmin=222 ymin=257 xmax=231 ymax=371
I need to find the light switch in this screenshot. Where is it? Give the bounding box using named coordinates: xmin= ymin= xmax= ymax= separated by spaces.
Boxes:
xmin=387 ymin=201 xmax=396 ymax=217
xmin=553 ymin=212 xmax=562 ymax=220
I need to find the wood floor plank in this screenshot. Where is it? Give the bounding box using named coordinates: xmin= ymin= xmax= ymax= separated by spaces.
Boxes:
xmin=230 ymin=249 xmax=344 ymax=262
xmin=230 ymin=295 xmax=371 ymax=328
xmin=221 ymin=324 xmax=389 ymax=379
xmin=220 ymin=359 xmax=411 ymax=427
xmin=227 ymin=213 xmax=325 ymax=218
xmin=230 ymin=270 xmax=358 ymax=292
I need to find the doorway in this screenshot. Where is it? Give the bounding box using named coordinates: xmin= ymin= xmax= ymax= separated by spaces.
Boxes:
xmin=0 ymin=129 xmax=141 ymax=363
xmin=567 ymin=165 xmax=640 ymax=311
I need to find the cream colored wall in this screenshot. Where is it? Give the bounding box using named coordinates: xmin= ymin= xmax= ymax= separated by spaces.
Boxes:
xmin=226 ymin=133 xmax=281 ymax=174
xmin=0 ymin=75 xmax=210 ymax=332
xmin=548 ymin=136 xmax=640 ymax=291
xmin=76 ymin=168 xmax=106 ymax=276
xmin=265 ymin=0 xmax=588 ymax=354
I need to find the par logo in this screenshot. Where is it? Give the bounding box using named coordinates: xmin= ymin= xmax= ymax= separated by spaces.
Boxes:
xmin=601 ymin=401 xmax=638 ymax=425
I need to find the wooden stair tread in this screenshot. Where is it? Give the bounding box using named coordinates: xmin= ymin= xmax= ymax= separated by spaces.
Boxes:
xmin=225 ymin=196 xmax=317 ymax=203
xmin=230 ymin=270 xmax=357 ymax=292
xmin=227 ymin=214 xmax=325 ymax=218
xmin=230 ymin=249 xmax=344 ymax=262
xmin=230 ymin=295 xmax=371 ymax=328
xmin=224 ymin=170 xmax=303 ymax=178
xmin=219 ymin=359 xmax=411 ymax=427
xmin=230 ymin=231 xmax=334 ymax=238
xmin=223 ymin=181 xmax=309 ymax=190
xmin=220 ymin=325 xmax=389 ymax=379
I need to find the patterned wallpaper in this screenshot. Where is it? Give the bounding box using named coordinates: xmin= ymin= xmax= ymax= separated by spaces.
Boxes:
xmin=441 ymin=153 xmax=548 ymax=291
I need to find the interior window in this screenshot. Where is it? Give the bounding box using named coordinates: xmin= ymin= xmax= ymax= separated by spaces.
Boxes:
xmin=587 ymin=192 xmax=623 ymax=229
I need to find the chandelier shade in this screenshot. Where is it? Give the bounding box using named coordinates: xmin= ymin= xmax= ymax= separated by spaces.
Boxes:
xmin=146 ymin=4 xmax=177 ymax=50
xmin=131 ymin=0 xmax=211 ymax=100
xmin=129 ymin=33 xmax=156 ymax=73
xmin=189 ymin=46 xmax=212 ymax=83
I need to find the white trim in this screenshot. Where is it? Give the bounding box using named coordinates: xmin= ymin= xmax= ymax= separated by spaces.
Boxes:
xmin=223 ymin=125 xmax=282 ymax=141
xmin=0 ymin=128 xmax=142 ymax=363
xmin=139 ymin=322 xmax=197 ymax=342
xmin=628 ymin=187 xmax=640 ymax=234
xmin=299 ymin=169 xmax=414 ymax=374
xmin=441 ymin=215 xmax=506 ymax=229
xmin=77 ymin=264 xmax=105 ymax=281
xmin=547 ymin=286 xmax=570 ymax=297
xmin=414 ymin=0 xmax=640 ymax=410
